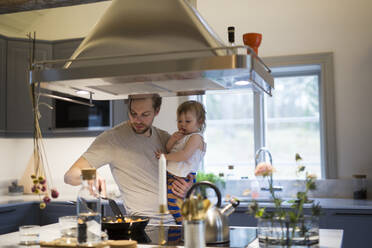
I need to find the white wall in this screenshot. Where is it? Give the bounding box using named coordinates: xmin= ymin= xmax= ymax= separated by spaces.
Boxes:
xmin=1 ymin=0 xmax=372 ymax=197
xmin=0 ymin=97 xmax=180 ymax=196
xmin=197 ymin=0 xmax=372 ymax=179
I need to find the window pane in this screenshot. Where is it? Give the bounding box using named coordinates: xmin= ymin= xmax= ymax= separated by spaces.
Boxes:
xmin=265 ymin=75 xmax=321 ymax=179
xmin=204 ymin=92 xmax=255 ymax=178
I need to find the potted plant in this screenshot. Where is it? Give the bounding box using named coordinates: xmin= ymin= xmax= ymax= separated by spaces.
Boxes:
xmin=196 ymin=171 xmax=226 ymax=197
xmin=249 ymin=154 xmax=321 ymax=246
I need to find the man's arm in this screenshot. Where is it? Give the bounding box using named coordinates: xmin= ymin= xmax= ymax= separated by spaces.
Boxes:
xmin=64 ymin=157 xmax=93 ymax=186
xmin=64 ymin=157 xmax=107 ymax=196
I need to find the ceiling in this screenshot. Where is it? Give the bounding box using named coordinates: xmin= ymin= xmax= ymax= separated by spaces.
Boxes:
xmin=0 ymin=0 xmax=110 ymax=38
xmin=0 ymin=0 xmax=109 ymax=14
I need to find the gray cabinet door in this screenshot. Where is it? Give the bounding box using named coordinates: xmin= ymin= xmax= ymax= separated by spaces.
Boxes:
xmin=321 ymin=208 xmax=372 ymax=248
xmin=0 ymin=38 xmax=6 ymax=132
xmin=112 ymin=100 xmax=128 ymax=126
xmin=6 ymin=40 xmax=52 ymax=135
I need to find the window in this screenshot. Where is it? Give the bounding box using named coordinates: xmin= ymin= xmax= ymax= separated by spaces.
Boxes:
xmin=201 ymin=53 xmax=336 ymax=179
xmin=202 ymin=91 xmax=255 ymax=178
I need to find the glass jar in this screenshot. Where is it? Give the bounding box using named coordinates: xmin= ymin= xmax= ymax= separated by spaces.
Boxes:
xmin=257 ymin=215 xmax=319 ymax=246
xmin=77 ymin=168 xmax=101 ymax=245
xmin=352 ymin=174 xmax=367 ymax=199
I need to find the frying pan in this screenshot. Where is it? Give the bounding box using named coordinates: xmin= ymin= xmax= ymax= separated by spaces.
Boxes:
xmin=101 ymin=197 xmax=150 ymax=240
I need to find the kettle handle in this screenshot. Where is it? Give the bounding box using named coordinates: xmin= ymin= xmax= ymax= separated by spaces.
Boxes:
xmin=185 ymin=181 xmax=222 ymax=208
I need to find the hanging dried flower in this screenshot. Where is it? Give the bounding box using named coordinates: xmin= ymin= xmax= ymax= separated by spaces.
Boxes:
xmin=27 ymin=32 xmax=59 ymax=209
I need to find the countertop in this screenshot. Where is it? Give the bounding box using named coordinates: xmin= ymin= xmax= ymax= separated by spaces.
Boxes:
xmin=2 ymin=194 xmax=372 ymax=210
xmin=231 ymin=197 xmax=372 ymax=211
xmin=0 ymin=223 xmax=343 ymax=248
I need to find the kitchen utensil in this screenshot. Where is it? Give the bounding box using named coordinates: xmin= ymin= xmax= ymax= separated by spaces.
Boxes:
xmin=185 ymin=181 xmax=240 ymax=244
xmin=19 ymin=225 xmax=40 ymax=245
xmin=184 ymin=219 xmax=205 ymax=248
xmin=101 ymin=196 xmax=149 ymax=240
xmin=58 ymin=216 xmax=77 ymax=239
xmin=101 ymin=216 xmax=149 ymax=240
xmin=102 ymin=196 xmax=124 ymax=218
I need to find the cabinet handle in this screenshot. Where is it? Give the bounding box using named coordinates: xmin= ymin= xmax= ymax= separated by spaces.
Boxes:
xmin=0 ymin=208 xmax=16 ymax=214
xmin=334 ymin=212 xmax=372 ymax=216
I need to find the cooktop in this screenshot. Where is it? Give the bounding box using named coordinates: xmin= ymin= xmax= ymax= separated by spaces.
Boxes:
xmin=123 ymin=224 xmax=257 ymax=247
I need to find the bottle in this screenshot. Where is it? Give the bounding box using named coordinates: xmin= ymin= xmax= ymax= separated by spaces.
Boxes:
xmin=217 ymin=172 xmax=226 ymax=197
xmin=227 ymin=26 xmax=238 ymax=55
xmin=250 ymin=178 xmax=260 ymax=199
xmin=352 ymin=174 xmax=367 ymax=200
xmin=77 ymin=168 xmax=101 ymax=245
xmin=225 ymin=165 xmax=236 ymax=197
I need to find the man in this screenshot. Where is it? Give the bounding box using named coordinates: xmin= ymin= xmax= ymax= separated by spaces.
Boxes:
xmin=64 ymin=94 xmax=193 ymax=223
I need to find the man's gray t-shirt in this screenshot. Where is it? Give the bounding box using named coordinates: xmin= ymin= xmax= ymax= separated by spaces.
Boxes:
xmin=83 ymin=121 xmax=173 ymax=223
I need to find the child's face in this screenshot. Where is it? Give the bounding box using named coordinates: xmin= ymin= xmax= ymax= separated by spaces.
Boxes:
xmin=177 ymin=111 xmax=200 ymax=134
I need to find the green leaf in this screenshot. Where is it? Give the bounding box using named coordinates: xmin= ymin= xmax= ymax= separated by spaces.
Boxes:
xmin=288 ymin=211 xmax=297 ymax=223
xmin=256 ymin=208 xmax=265 ymax=218
xmin=311 ymin=202 xmax=322 ymax=216
xmin=295 ymin=153 xmax=302 ymax=162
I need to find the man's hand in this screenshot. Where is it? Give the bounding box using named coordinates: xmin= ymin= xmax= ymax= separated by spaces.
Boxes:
xmin=97 ymin=175 xmax=107 ymax=197
xmin=87 ymin=175 xmax=106 ymax=197
xmin=171 ymin=173 xmax=195 ymax=198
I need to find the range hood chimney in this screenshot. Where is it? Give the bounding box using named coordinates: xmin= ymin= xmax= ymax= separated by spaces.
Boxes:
xmin=30 ymin=0 xmax=273 ymax=100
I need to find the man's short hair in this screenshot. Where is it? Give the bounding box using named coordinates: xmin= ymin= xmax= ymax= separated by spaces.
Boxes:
xmin=126 ymin=94 xmax=162 ymax=112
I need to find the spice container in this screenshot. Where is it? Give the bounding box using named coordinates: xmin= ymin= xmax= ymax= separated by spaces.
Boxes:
xmin=352 ymin=174 xmax=367 ymax=200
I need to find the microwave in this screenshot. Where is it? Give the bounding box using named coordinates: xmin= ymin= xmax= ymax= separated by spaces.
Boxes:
xmin=55 ymin=97 xmax=110 ymax=129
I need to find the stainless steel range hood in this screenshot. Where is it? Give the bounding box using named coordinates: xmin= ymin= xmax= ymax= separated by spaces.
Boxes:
xmin=30 ymin=0 xmax=274 ymax=100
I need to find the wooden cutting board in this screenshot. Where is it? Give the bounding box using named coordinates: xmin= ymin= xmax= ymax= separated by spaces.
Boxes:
xmin=40 ymin=238 xmax=137 ymax=248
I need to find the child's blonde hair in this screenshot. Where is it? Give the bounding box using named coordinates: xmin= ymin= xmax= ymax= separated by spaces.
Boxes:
xmin=177 ymin=100 xmax=206 ymax=132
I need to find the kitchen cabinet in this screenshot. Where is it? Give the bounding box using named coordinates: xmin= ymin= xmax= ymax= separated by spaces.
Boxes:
xmin=6 ymin=39 xmax=53 ymax=136
xmin=229 ymin=211 xmax=257 ymax=227
xmin=320 ymin=208 xmax=372 ymax=248
xmin=0 ymin=37 xmax=6 ymax=132
xmin=39 ymin=202 xmax=75 ymax=225
xmin=231 ymin=206 xmax=372 ymax=248
xmin=1 ymin=35 xmax=128 ymax=137
xmin=0 ymin=203 xmax=40 ymax=235
xmin=0 ymin=200 xmax=125 ymax=235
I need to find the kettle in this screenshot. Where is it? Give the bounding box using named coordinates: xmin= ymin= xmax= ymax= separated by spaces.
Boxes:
xmin=185 ymin=181 xmax=240 ymax=244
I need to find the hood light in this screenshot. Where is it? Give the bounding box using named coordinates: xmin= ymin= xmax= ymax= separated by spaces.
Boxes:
xmin=76 ymin=90 xmax=90 ymax=95
xmin=234 ymin=80 xmax=250 ymax=86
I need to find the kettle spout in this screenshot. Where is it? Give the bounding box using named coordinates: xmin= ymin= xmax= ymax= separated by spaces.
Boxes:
xmin=221 ymin=198 xmax=240 ymax=217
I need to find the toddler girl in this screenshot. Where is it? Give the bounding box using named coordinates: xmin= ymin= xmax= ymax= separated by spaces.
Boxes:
xmin=158 ymin=100 xmax=206 ymax=224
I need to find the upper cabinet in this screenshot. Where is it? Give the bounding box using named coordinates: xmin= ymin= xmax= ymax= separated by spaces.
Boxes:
xmin=1 ymin=36 xmax=127 ymax=137
xmin=6 ymin=39 xmax=53 ymax=135
xmin=0 ymin=37 xmax=6 ymax=132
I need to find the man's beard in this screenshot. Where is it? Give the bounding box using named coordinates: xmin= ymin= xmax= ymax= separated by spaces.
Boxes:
xmin=131 ymin=122 xmax=151 ymax=134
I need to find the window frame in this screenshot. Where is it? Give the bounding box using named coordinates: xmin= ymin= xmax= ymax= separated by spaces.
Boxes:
xmin=262 ymin=52 xmax=337 ymax=179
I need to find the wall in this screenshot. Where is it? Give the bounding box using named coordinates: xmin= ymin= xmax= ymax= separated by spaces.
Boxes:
xmin=197 ymin=0 xmax=372 ymax=179
xmin=0 ymin=0 xmax=372 ymax=197
xmin=0 ymin=96 xmax=180 ymax=197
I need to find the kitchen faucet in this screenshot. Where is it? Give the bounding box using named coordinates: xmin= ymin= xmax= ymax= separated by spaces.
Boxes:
xmin=255 ymin=147 xmax=283 ymax=192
